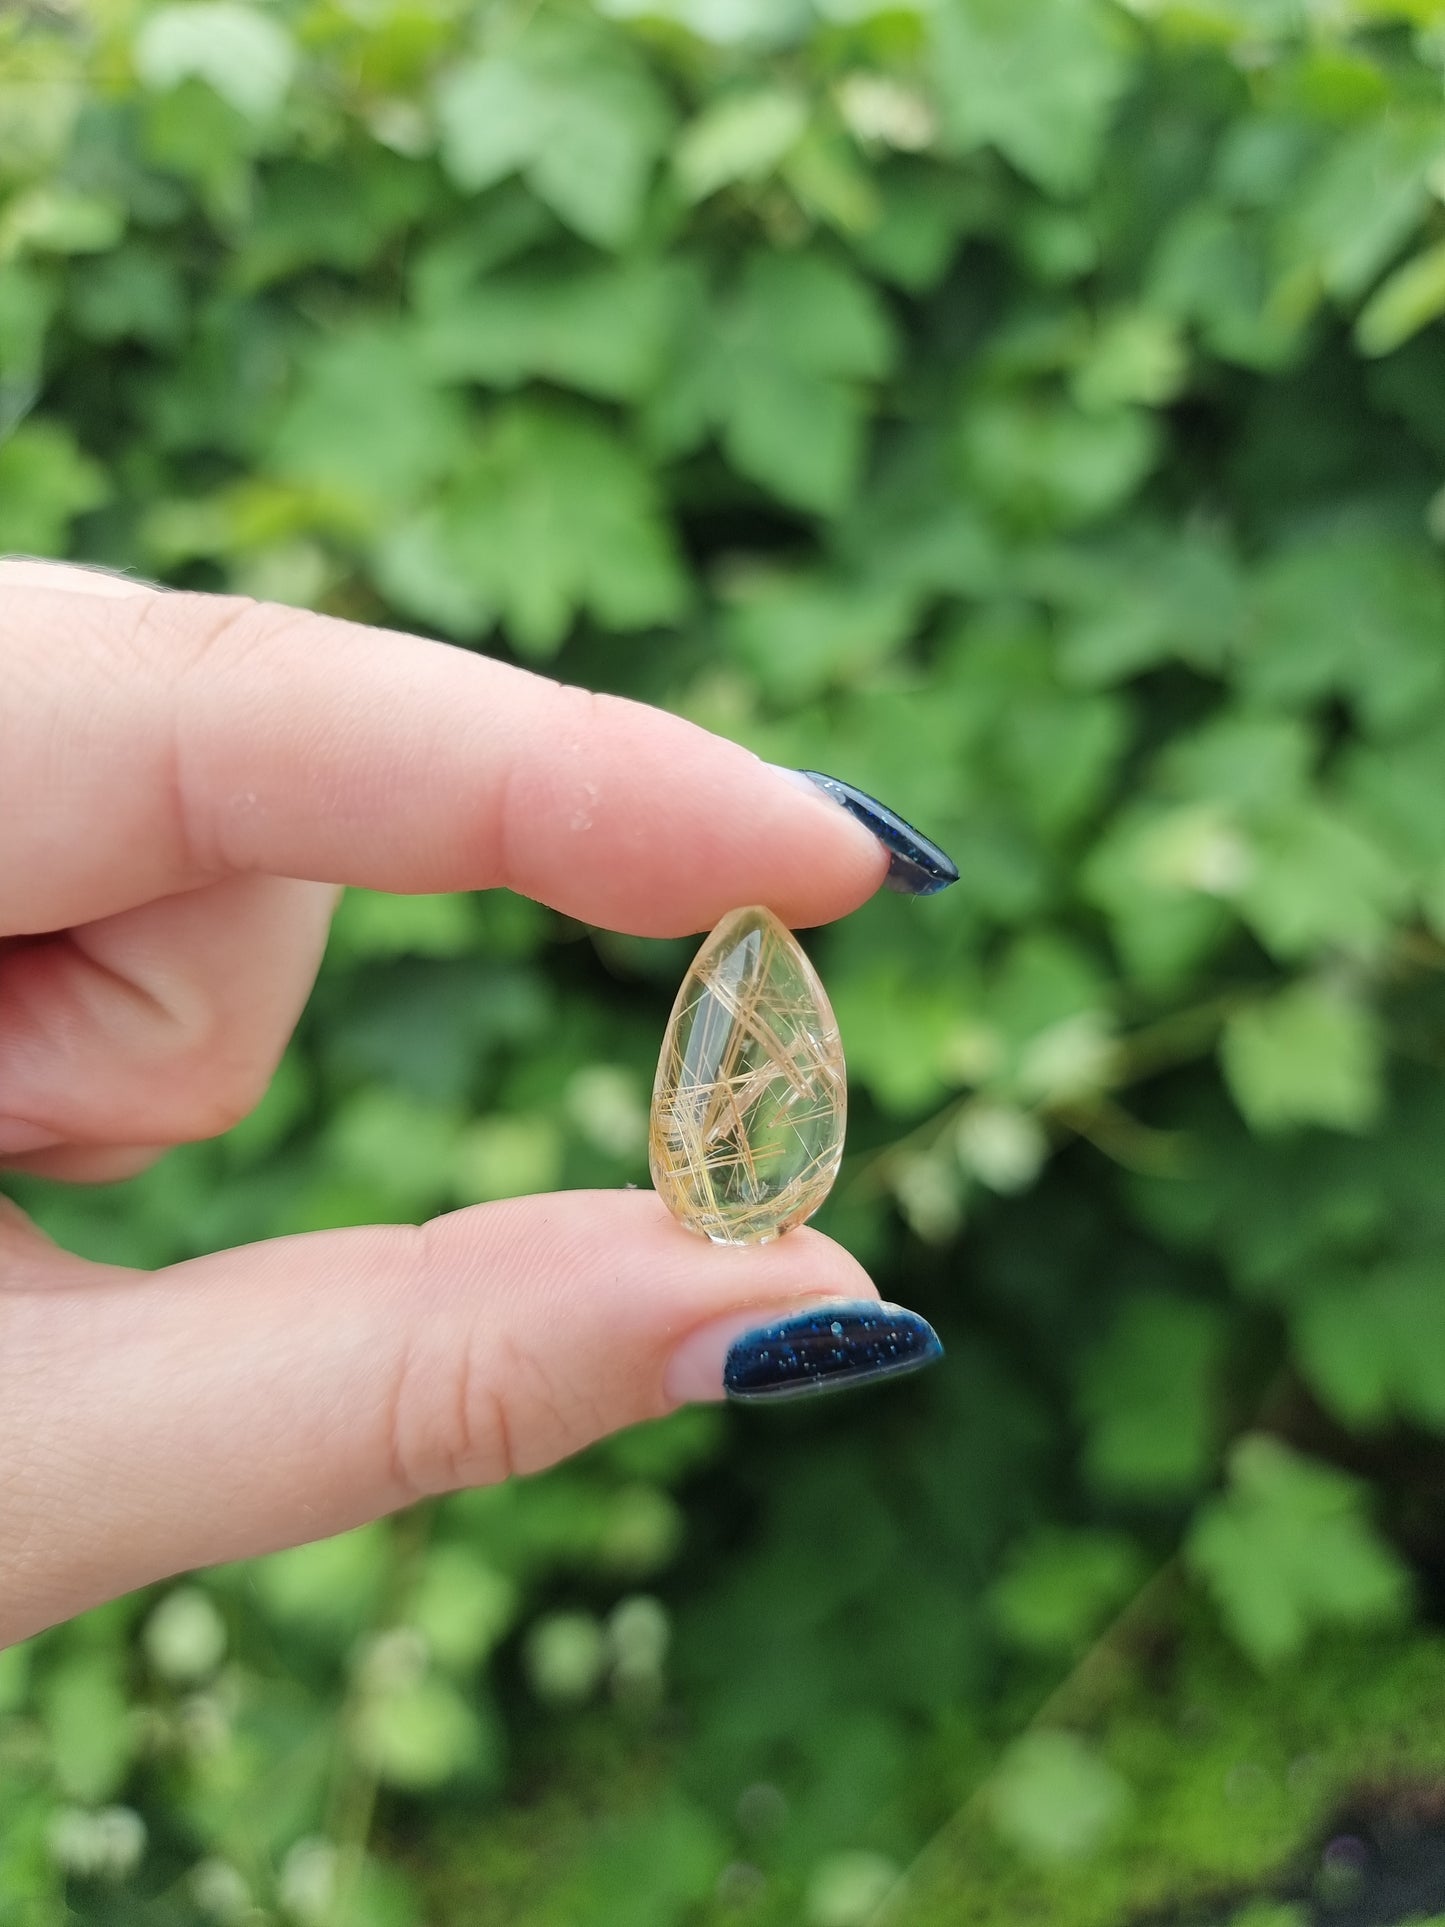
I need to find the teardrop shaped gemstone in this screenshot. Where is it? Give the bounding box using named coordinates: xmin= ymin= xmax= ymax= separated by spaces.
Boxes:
xmin=650 ymin=906 xmax=846 ymax=1245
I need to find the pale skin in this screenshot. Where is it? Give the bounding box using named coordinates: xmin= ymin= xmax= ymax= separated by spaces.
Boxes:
xmin=0 ymin=558 xmax=889 ymax=1649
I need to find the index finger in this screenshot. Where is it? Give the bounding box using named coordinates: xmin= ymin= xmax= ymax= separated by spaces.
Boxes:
xmin=1 ymin=564 xmax=888 ymax=935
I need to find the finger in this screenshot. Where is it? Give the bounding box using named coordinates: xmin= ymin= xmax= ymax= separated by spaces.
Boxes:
xmin=0 ymin=1192 xmax=939 ymax=1643
xmin=0 ymin=566 xmax=887 ymax=935
xmin=0 ymin=875 xmax=336 ymax=1158
xmin=0 ymin=1190 xmax=65 ymax=1261
xmin=0 ymin=1145 xmax=166 ymax=1184
xmin=0 ymin=557 xmax=154 ymax=597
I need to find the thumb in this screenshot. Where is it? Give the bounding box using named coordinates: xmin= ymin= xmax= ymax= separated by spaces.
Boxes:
xmin=1 ymin=1191 xmax=939 ymax=1642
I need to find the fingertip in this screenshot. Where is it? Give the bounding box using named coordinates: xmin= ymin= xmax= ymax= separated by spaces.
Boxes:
xmin=497 ymin=697 xmax=891 ymax=935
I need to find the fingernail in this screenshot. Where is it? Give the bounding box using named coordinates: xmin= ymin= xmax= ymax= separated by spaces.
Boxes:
xmin=0 ymin=1121 xmax=64 ymax=1156
xmin=666 ymin=1300 xmax=943 ymax=1406
xmin=783 ymin=770 xmax=959 ymax=896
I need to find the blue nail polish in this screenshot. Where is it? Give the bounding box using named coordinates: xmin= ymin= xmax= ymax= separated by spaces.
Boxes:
xmin=796 ymin=772 xmax=958 ymax=896
xmin=724 ymin=1302 xmax=943 ymax=1403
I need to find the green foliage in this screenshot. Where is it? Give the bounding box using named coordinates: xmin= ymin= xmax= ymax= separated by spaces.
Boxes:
xmin=1186 ymin=1436 xmax=1412 ymax=1669
xmin=894 ymin=1609 xmax=1445 ymax=1927
xmin=1293 ymin=1256 xmax=1445 ymax=1431
xmin=7 ymin=0 xmax=1445 ymax=1920
xmin=1221 ymin=981 xmax=1383 ymax=1134
xmin=989 ymin=1529 xmax=1148 ymax=1658
xmin=987 ymin=1730 xmax=1131 ymax=1864
xmin=1077 ymin=1296 xmax=1229 ymax=1498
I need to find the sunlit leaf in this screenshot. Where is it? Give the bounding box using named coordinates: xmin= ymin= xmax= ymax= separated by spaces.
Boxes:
xmin=1187 ymin=1436 xmax=1410 ymax=1667
xmin=134 ymin=2 xmax=297 ymax=120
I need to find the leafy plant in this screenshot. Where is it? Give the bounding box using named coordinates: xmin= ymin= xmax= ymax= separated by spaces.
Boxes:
xmin=6 ymin=0 xmax=1445 ymax=1920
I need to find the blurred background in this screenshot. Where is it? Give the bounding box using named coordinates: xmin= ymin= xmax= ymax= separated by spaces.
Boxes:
xmin=6 ymin=0 xmax=1445 ymax=1921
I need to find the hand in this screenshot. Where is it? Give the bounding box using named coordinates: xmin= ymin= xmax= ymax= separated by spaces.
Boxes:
xmin=0 ymin=560 xmax=923 ymax=1648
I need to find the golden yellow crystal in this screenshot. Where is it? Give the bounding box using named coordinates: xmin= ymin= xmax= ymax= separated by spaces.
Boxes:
xmin=649 ymin=906 xmax=846 ymax=1245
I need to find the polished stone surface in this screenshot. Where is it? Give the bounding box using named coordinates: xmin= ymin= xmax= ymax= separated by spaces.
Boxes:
xmin=650 ymin=906 xmax=845 ymax=1244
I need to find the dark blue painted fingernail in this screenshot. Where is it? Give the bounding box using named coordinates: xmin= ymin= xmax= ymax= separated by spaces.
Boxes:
xmin=794 ymin=771 xmax=959 ymax=895
xmin=724 ymin=1301 xmax=943 ymax=1403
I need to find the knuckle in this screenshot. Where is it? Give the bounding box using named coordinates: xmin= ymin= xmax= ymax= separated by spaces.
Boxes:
xmin=157 ymin=592 xmax=267 ymax=672
xmin=157 ymin=594 xmax=304 ymax=873
xmin=379 ymin=1217 xmax=588 ymax=1502
xmin=380 ymin=1222 xmax=518 ymax=1502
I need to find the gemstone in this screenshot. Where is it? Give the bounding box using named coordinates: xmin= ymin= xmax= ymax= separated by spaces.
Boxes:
xmin=649 ymin=906 xmax=846 ymax=1245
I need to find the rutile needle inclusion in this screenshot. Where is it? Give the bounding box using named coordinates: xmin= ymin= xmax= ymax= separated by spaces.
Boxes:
xmin=650 ymin=906 xmax=846 ymax=1245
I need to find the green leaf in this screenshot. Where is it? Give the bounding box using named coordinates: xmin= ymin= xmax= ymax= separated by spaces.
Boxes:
xmin=238 ymin=152 xmax=431 ymax=288
xmin=1345 ymin=718 xmax=1445 ymax=915
xmin=142 ymin=1586 xmax=228 ymax=1684
xmin=829 ymin=960 xmax=963 ymax=1113
xmin=854 ymin=165 xmax=980 ymax=290
xmin=720 ymin=566 xmax=915 ymax=699
xmin=329 ymin=891 xmax=478 ymax=963
xmin=727 ymin=355 xmax=863 ymax=515
xmin=988 ymin=1731 xmax=1131 ymax=1863
xmin=1240 ymin=537 xmax=1445 ymax=736
xmin=376 ymin=400 xmax=687 ymax=653
xmin=327 ymin=1088 xmax=464 ymax=1213
xmin=0 ymin=262 xmax=56 ymax=390
xmin=555 ymin=1799 xmax=726 ymax=1927
xmin=1236 ymin=802 xmax=1406 ymax=961
xmin=409 ymin=1547 xmax=518 ymax=1672
xmin=269 ymin=322 xmax=467 ymax=511
xmin=0 ymin=72 xmax=82 ymax=180
xmin=1222 ymin=983 xmax=1382 ymax=1136
xmin=931 ymin=0 xmax=1130 ymax=195
xmin=1157 ymin=713 xmax=1313 ymax=816
xmin=418 ymin=258 xmax=679 ymax=403
xmin=0 ymin=184 xmax=126 ymax=258
xmin=1077 ymin=1296 xmax=1227 ymax=1498
xmin=1186 ymin=1435 xmax=1410 ymax=1667
xmin=453 ymin=1113 xmax=562 ymax=1201
xmin=353 ymin=1674 xmax=495 ymax=1790
xmin=741 ymin=249 xmax=895 ymax=382
xmin=41 ymin=1654 xmax=135 ymax=1804
xmin=0 ymin=418 xmax=108 ymax=554
xmin=525 ymin=1611 xmax=608 ymax=1704
xmin=648 ymin=248 xmax=893 ymax=512
xmin=1293 ymin=1258 xmax=1445 ymax=1431
xmin=960 ymin=394 xmax=1157 ymax=530
xmin=1055 ymin=527 xmax=1242 ymax=685
xmin=990 ymin=1530 xmax=1147 ymax=1656
xmin=674 ymin=88 xmax=808 ymax=201
xmin=1083 ymin=801 xmax=1239 ymax=989
xmin=138 ymin=78 xmax=258 ymax=219
xmin=253 ymin=1524 xmax=389 ymax=1633
xmin=133 ymin=2 xmax=297 ymax=121
xmin=0 ymin=1640 xmax=29 ymax=1716
xmin=807 ymin=1853 xmax=901 ymax=1927
xmin=1278 ymin=110 xmax=1443 ymax=306
xmin=69 ymin=245 xmax=186 ymax=344
xmin=1356 ymin=238 xmax=1445 ymax=357
xmin=434 ymin=22 xmax=673 ymax=247
xmin=1072 ymin=309 xmax=1187 ymax=411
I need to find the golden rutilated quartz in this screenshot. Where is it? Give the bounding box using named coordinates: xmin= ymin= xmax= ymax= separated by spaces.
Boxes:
xmin=649 ymin=906 xmax=846 ymax=1245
